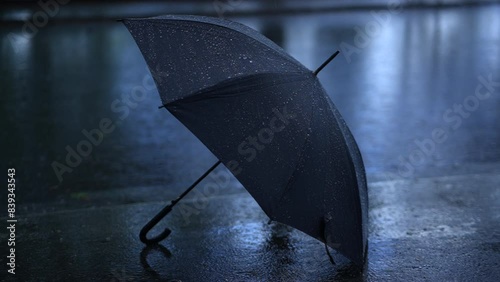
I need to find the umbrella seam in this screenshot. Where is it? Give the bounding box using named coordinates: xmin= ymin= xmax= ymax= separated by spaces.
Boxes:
xmin=165 ymin=72 xmax=313 ymax=106
xmin=276 ymin=84 xmax=317 ymax=203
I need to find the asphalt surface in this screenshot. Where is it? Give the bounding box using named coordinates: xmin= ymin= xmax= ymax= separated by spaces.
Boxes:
xmin=2 ymin=171 xmax=499 ymax=281
xmin=0 ymin=3 xmax=499 ymax=281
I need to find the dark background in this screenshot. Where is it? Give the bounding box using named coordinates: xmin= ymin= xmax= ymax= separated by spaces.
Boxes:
xmin=1 ymin=0 xmax=499 ymax=281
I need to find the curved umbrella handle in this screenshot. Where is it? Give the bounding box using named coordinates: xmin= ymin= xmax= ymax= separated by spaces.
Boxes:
xmin=139 ymin=160 xmax=222 ymax=245
xmin=139 ymin=204 xmax=174 ymax=244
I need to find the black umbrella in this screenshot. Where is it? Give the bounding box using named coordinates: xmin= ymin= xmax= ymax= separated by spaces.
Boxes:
xmin=122 ymin=15 xmax=368 ymax=265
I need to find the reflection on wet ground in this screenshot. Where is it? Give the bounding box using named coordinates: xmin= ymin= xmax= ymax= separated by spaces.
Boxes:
xmin=1 ymin=3 xmax=499 ymax=281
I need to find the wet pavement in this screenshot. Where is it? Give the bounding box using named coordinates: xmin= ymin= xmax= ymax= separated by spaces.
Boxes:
xmin=5 ymin=172 xmax=500 ymax=281
xmin=1 ymin=2 xmax=500 ymax=281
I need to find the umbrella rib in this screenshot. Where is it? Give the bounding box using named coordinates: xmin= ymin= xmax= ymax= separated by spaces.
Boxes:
xmin=162 ymin=72 xmax=310 ymax=106
xmin=322 ymin=218 xmax=336 ymax=265
xmin=277 ymin=91 xmax=316 ymax=202
xmin=277 ymin=51 xmax=340 ymax=200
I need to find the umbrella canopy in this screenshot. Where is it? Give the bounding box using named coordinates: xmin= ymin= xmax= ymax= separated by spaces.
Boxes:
xmin=123 ymin=15 xmax=368 ymax=265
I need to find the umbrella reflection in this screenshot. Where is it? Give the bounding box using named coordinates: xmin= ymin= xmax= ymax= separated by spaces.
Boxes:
xmin=140 ymin=244 xmax=172 ymax=276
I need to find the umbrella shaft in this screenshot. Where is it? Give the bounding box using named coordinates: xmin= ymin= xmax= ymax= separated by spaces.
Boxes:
xmin=171 ymin=160 xmax=222 ymax=206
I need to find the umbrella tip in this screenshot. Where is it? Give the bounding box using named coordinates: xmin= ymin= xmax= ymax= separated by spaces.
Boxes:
xmin=313 ymin=50 xmax=340 ymax=76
